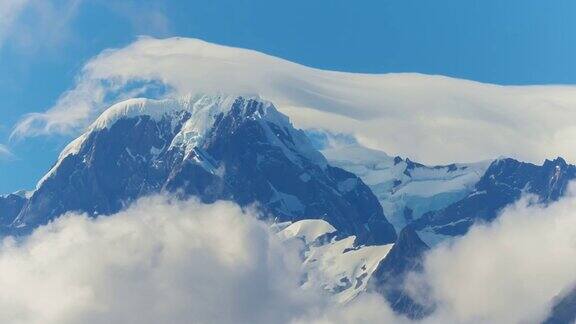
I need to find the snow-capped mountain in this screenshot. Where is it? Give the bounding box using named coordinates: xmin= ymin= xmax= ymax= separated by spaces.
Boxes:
xmin=3 ymin=94 xmax=576 ymax=321
xmin=312 ymin=132 xmax=576 ymax=246
xmin=305 ymin=131 xmax=576 ymax=320
xmin=309 ymin=133 xmax=487 ymax=242
xmin=7 ymin=95 xmax=396 ymax=245
xmin=415 ymin=157 xmax=576 ymax=237
xmin=321 ymin=141 xmax=489 ymax=231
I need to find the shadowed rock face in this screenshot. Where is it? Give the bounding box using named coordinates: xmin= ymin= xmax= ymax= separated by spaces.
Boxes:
xmin=544 ymin=287 xmax=576 ymax=324
xmin=415 ymin=157 xmax=576 ymax=236
xmin=9 ymin=97 xmax=396 ymax=245
xmin=368 ymin=226 xmax=433 ymax=319
xmin=0 ymin=194 xmax=26 ymax=226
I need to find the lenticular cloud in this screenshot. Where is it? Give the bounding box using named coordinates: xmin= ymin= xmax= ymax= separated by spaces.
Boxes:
xmin=14 ymin=37 xmax=576 ymax=164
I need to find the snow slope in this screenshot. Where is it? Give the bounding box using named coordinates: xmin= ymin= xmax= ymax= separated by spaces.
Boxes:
xmin=278 ymin=219 xmax=336 ymax=244
xmin=321 ymin=141 xmax=490 ymax=230
xmin=279 ymin=219 xmax=393 ymax=303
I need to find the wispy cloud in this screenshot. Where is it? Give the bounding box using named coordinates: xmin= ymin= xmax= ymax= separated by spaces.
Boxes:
xmin=0 ymin=0 xmax=82 ymax=54
xmin=0 ymin=0 xmax=170 ymax=56
xmin=100 ymin=0 xmax=171 ymax=37
xmin=0 ymin=0 xmax=30 ymax=48
xmin=13 ymin=37 xmax=576 ymax=164
xmin=0 ymin=144 xmax=14 ymax=159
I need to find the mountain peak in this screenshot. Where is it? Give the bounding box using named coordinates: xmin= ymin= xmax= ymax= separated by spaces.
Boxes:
xmin=543 ymin=156 xmax=568 ymax=169
xmin=12 ymin=95 xmax=396 ymax=245
xmin=90 ymin=94 xmax=271 ymax=132
xmin=37 ymin=95 xmax=293 ymax=188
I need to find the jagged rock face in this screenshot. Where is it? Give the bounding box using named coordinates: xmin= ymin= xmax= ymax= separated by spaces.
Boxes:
xmin=415 ymin=157 xmax=576 ymax=236
xmin=10 ymin=96 xmax=396 ymax=245
xmin=368 ymin=226 xmax=433 ymax=319
xmin=0 ymin=194 xmax=26 ymax=226
xmin=544 ymin=287 xmax=576 ymax=324
xmin=16 ymin=115 xmax=180 ymax=228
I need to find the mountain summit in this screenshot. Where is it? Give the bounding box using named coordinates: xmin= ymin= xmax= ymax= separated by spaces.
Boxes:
xmin=7 ymin=95 xmax=397 ymax=245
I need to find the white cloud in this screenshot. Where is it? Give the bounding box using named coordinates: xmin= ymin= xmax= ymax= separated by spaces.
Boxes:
xmin=0 ymin=195 xmax=405 ymax=324
xmin=0 ymin=0 xmax=29 ymax=47
xmin=0 ymin=0 xmax=82 ymax=53
xmin=0 ymin=196 xmax=308 ymax=323
xmin=413 ymin=189 xmax=576 ymax=323
xmin=293 ymin=294 xmax=411 ymax=324
xmin=0 ymin=144 xmax=14 ymax=159
xmin=12 ymin=36 xmax=576 ymax=165
xmin=4 ymin=192 xmax=576 ymax=323
xmin=13 ymin=80 xmax=108 ymax=137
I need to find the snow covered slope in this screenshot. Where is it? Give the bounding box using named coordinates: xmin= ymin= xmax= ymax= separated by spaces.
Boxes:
xmin=278 ymin=219 xmax=336 ymax=244
xmin=279 ymin=219 xmax=393 ymax=303
xmin=319 ymin=138 xmax=489 ymax=231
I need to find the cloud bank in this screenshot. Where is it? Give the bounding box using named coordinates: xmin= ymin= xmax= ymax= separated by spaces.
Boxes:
xmin=417 ymin=190 xmax=576 ymax=323
xmin=12 ymin=36 xmax=576 ymax=164
xmin=0 ymin=196 xmax=311 ymax=324
xmin=0 ymin=195 xmax=404 ymax=324
xmin=3 ymin=192 xmax=576 ymax=323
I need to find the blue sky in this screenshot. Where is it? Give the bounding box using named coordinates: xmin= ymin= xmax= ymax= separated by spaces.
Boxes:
xmin=1 ymin=0 xmax=576 ymax=193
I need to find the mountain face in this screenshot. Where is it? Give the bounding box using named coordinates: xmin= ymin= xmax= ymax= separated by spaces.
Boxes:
xmin=316 ymin=135 xmax=576 ymax=244
xmin=313 ymin=136 xmax=576 ymax=319
xmin=368 ymin=226 xmax=433 ymax=319
xmin=7 ymin=95 xmax=396 ymax=245
xmin=321 ymin=141 xmax=489 ymax=232
xmin=544 ymin=287 xmax=576 ymax=324
xmin=278 ymin=219 xmax=394 ymax=304
xmin=3 ymin=95 xmax=575 ymax=321
xmin=414 ymin=157 xmax=576 ymax=236
xmin=0 ymin=193 xmax=27 ymax=227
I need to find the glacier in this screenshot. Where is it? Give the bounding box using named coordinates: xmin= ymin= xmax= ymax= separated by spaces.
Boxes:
xmin=309 ymin=131 xmax=489 ymax=244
